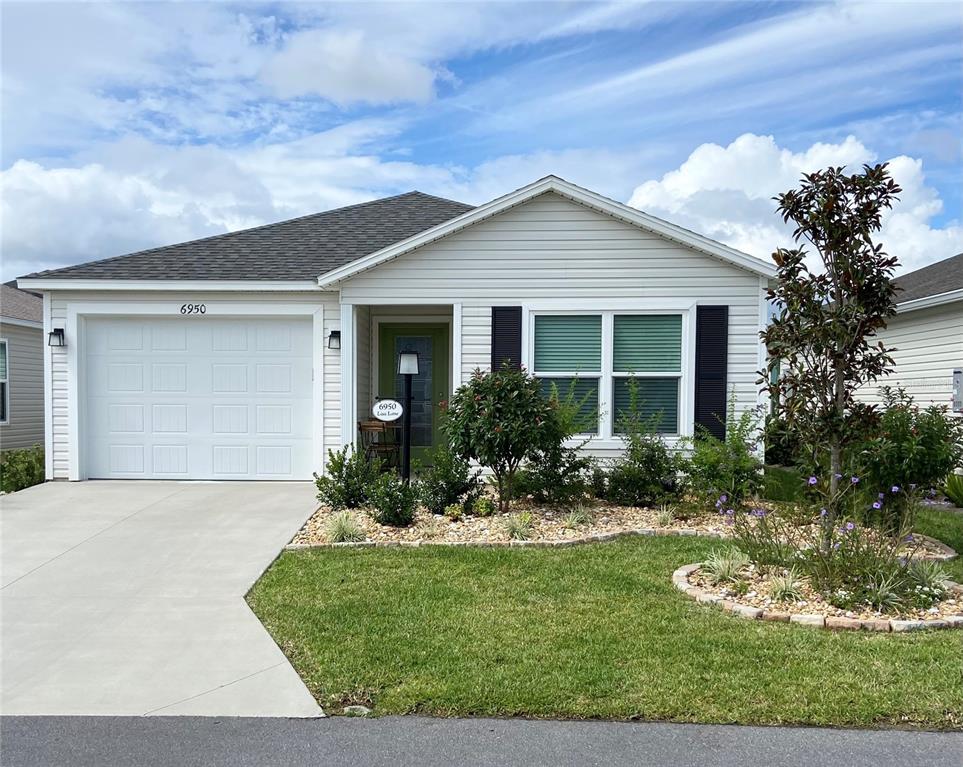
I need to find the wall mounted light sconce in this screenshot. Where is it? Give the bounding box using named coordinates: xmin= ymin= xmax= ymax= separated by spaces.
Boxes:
xmin=47 ymin=328 xmax=66 ymax=347
xmin=327 ymin=330 xmax=341 ymax=350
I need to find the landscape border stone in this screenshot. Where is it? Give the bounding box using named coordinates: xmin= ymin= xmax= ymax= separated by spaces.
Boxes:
xmin=673 ymin=563 xmax=963 ymax=633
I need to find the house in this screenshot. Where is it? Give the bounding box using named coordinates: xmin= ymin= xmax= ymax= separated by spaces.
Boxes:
xmin=17 ymin=176 xmax=776 ymax=481
xmin=856 ymin=252 xmax=963 ymax=414
xmin=0 ymin=283 xmax=45 ymax=450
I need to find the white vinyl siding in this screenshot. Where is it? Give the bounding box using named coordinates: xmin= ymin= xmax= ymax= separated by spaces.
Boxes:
xmin=856 ymin=301 xmax=963 ymax=413
xmin=0 ymin=323 xmax=45 ymax=450
xmin=340 ymin=192 xmax=764 ymax=458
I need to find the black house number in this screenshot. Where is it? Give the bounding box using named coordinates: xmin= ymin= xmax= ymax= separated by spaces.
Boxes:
xmin=180 ymin=303 xmax=207 ymax=315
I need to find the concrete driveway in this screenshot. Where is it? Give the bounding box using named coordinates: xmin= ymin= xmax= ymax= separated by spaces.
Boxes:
xmin=1 ymin=481 xmax=322 ymax=717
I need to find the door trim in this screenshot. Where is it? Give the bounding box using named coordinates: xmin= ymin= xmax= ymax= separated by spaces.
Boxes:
xmin=66 ymin=301 xmax=324 ymax=481
xmin=370 ymin=315 xmax=453 ymax=412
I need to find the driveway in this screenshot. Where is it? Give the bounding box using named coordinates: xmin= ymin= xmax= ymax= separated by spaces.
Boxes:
xmin=1 ymin=481 xmax=322 ymax=717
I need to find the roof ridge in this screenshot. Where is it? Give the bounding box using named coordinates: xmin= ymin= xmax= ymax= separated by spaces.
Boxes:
xmin=23 ymin=190 xmax=472 ymax=279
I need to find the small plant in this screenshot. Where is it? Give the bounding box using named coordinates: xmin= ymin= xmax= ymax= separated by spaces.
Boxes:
xmin=730 ymin=580 xmax=750 ymax=597
xmin=863 ymin=572 xmax=904 ymax=612
xmin=702 ymin=547 xmax=750 ymax=585
xmin=315 ymin=445 xmax=380 ymax=510
xmin=768 ymin=567 xmax=804 ymax=602
xmin=562 ymin=505 xmax=592 ymax=529
xmin=443 ymin=502 xmax=464 ymax=522
xmin=502 ymin=511 xmax=535 ymax=540
xmin=472 ymin=496 xmax=496 ymax=517
xmin=368 ymin=472 xmax=418 ymax=527
xmin=944 ymin=473 xmax=963 ymax=508
xmin=0 ymin=445 xmax=45 ymax=493
xmin=417 ymin=438 xmax=482 ymax=515
xmin=907 ymin=560 xmax=949 ymax=608
xmin=325 ymin=510 xmax=366 ymax=543
xmin=655 ymin=503 xmax=676 ymax=527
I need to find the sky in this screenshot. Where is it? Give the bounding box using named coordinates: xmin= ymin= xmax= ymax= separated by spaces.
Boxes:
xmin=1 ymin=0 xmax=961 ymax=282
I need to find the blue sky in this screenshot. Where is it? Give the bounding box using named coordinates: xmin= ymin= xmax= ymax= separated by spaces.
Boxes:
xmin=1 ymin=0 xmax=960 ymax=281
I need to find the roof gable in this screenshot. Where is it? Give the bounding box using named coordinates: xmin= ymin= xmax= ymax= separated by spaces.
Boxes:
xmin=318 ymin=176 xmax=777 ymax=286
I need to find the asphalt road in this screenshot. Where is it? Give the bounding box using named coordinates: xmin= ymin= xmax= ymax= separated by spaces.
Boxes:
xmin=2 ymin=716 xmax=961 ymax=767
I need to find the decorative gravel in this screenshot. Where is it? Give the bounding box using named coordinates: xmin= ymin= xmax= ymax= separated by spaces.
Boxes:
xmin=674 ymin=563 xmax=963 ymax=631
xmin=290 ymin=501 xmax=731 ymax=547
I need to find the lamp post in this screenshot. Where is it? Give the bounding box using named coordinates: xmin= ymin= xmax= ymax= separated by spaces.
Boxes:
xmin=397 ymin=349 xmax=419 ymax=483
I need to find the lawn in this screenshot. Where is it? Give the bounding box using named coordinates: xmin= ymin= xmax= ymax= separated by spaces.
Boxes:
xmin=248 ymin=512 xmax=963 ymax=729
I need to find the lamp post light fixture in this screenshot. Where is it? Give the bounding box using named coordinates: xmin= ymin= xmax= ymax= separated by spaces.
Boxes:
xmin=47 ymin=328 xmax=66 ymax=347
xmin=327 ymin=330 xmax=341 ymax=350
xmin=397 ymin=349 xmax=419 ymax=483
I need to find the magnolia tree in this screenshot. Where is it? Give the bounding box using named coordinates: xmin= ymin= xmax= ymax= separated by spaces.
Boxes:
xmin=761 ymin=163 xmax=902 ymax=531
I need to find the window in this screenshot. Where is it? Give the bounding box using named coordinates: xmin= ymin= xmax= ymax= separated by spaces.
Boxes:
xmin=0 ymin=340 xmax=8 ymax=424
xmin=532 ymin=312 xmax=685 ymax=439
xmin=533 ymin=315 xmax=601 ymax=434
xmin=612 ymin=315 xmax=681 ymax=434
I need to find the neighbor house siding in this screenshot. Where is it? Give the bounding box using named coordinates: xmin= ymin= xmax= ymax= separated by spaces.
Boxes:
xmin=0 ymin=322 xmax=44 ymax=450
xmin=45 ymin=290 xmax=337 ymax=479
xmin=856 ymin=301 xmax=963 ymax=413
xmin=340 ymin=192 xmax=765 ymax=457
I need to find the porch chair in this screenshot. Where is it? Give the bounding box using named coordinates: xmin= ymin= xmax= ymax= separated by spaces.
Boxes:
xmin=357 ymin=419 xmax=400 ymax=469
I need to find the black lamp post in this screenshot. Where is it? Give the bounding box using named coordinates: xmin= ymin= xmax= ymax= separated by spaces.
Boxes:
xmin=397 ymin=349 xmax=419 ymax=483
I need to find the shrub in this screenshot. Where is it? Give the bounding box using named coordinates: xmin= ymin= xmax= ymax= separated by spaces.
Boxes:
xmin=445 ymin=365 xmax=565 ymax=513
xmin=768 ymin=567 xmax=804 ymax=602
xmin=763 ymin=413 xmax=805 ymax=467
xmin=944 ymin=473 xmax=963 ymax=508
xmin=852 ymin=387 xmax=963 ymax=530
xmin=516 ymin=380 xmax=595 ymax=505
xmin=472 ymin=496 xmax=496 ymax=517
xmin=315 ymin=445 xmax=380 ymax=510
xmin=702 ymin=547 xmax=749 ymax=585
xmin=683 ymin=395 xmax=763 ymax=510
xmin=368 ymin=471 xmax=418 ymax=527
xmin=502 ymin=511 xmax=534 ymax=540
xmin=417 ymin=439 xmax=481 ymax=515
xmin=0 ymin=446 xmax=45 ymax=493
xmin=589 ymin=465 xmax=608 ymax=499
xmin=443 ymin=502 xmax=463 ymax=522
xmin=326 ymin=511 xmax=366 ymax=543
xmin=603 ymin=380 xmax=682 ymax=507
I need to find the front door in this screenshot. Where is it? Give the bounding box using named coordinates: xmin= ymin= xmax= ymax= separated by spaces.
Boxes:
xmin=378 ymin=323 xmax=449 ymax=462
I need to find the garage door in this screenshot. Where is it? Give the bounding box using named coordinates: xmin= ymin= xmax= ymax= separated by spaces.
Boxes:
xmin=84 ymin=316 xmax=314 ymax=479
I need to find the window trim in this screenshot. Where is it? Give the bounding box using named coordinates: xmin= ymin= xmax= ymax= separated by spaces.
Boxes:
xmin=0 ymin=338 xmax=9 ymax=425
xmin=527 ymin=305 xmax=695 ymax=443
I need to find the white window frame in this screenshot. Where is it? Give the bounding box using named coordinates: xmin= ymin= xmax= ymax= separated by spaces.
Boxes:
xmin=0 ymin=338 xmax=9 ymax=425
xmin=526 ymin=303 xmax=695 ymax=448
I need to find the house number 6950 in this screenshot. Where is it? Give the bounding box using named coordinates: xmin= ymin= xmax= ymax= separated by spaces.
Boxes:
xmin=180 ymin=303 xmax=207 ymax=315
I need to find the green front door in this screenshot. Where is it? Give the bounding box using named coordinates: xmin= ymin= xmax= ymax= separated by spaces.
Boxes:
xmin=378 ymin=323 xmax=449 ymax=462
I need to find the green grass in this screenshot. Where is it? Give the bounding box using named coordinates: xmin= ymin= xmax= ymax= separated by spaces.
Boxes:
xmin=249 ymin=518 xmax=963 ymax=729
xmin=917 ymin=506 xmax=963 ymax=582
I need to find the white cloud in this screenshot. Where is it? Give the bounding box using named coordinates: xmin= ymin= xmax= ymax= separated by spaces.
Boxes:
xmin=627 ymin=133 xmax=963 ymax=273
xmin=260 ymin=29 xmax=438 ymax=105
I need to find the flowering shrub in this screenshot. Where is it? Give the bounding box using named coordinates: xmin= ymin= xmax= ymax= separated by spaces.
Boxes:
xmin=445 ymin=365 xmax=564 ymax=513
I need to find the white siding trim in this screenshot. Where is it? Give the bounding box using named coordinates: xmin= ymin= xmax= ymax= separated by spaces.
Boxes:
xmin=63 ymin=299 xmax=326 ymax=480
xmin=340 ymin=303 xmax=356 ymax=449
xmin=0 ymin=317 xmax=42 ymax=329
xmin=897 ymin=290 xmax=963 ymax=313
xmin=43 ymin=292 xmax=53 ymax=478
xmin=452 ymin=303 xmax=463 ymax=388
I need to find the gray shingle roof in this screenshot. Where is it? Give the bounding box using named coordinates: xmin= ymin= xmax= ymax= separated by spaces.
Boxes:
xmin=1 ymin=284 xmax=43 ymax=322
xmin=22 ymin=191 xmax=474 ymax=282
xmin=894 ymin=252 xmax=963 ymax=304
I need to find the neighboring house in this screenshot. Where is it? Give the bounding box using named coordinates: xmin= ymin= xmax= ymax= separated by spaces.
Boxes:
xmin=0 ymin=283 xmax=44 ymax=450
xmin=857 ymin=252 xmax=963 ymax=414
xmin=18 ymin=176 xmax=775 ymax=481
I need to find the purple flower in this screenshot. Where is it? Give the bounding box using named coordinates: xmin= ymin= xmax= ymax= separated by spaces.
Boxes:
xmin=878 ymin=492 xmax=885 ymax=499
xmin=832 ymin=542 xmax=841 ymax=550
xmin=819 ymin=508 xmax=828 ymax=518
xmin=808 ymin=476 xmax=818 ymax=486
xmin=725 ymin=509 xmax=734 ymax=516
xmin=872 ymin=502 xmax=881 ymax=509
xmin=751 ymin=508 xmax=767 ymax=518
xmin=850 ymin=476 xmax=860 ymax=484
xmin=714 ymin=500 xmax=722 ymax=509
xmin=834 ymin=473 xmax=842 ymax=479
xmin=891 ymin=485 xmax=900 ymax=493
xmin=720 ymin=494 xmax=728 ymax=503
xmin=904 ymin=534 xmax=915 ymax=543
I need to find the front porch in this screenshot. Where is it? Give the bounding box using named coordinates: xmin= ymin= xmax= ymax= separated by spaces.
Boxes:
xmin=340 ymin=304 xmax=459 ymax=462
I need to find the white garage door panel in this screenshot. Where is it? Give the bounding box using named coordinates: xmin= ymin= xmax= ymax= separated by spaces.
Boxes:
xmin=85 ymin=317 xmax=314 ymax=480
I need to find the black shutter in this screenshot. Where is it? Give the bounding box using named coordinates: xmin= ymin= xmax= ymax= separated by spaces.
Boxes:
xmin=491 ymin=306 xmax=522 ymax=371
xmin=694 ymin=305 xmax=728 ymax=440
